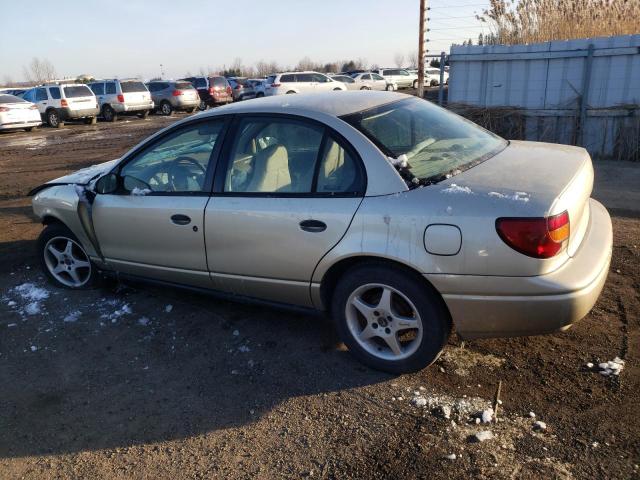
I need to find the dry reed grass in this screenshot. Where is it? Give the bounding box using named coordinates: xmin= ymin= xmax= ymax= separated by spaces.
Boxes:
xmin=480 ymin=0 xmax=640 ymax=45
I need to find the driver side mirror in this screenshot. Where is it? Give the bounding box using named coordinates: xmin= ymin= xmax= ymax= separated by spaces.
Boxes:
xmin=94 ymin=172 xmax=119 ymax=194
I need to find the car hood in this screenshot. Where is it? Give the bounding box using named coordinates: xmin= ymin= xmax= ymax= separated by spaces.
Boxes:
xmin=28 ymin=158 xmax=119 ymax=196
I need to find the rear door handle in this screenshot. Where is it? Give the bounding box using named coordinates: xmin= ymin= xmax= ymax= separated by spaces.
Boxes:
xmin=299 ymin=219 xmax=326 ymax=233
xmin=171 ymin=214 xmax=191 ymax=225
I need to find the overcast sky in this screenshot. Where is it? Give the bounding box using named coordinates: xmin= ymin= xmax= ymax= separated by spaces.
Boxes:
xmin=0 ymin=0 xmax=489 ymax=82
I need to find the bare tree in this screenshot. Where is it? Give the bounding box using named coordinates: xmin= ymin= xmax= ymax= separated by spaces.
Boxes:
xmin=23 ymin=57 xmax=57 ymax=83
xmin=407 ymin=50 xmax=419 ymax=69
xmin=296 ymin=56 xmax=319 ymax=71
xmin=394 ymin=53 xmax=405 ymax=68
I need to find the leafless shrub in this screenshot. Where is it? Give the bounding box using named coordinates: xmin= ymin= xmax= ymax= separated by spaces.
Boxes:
xmin=394 ymin=53 xmax=405 ymax=68
xmin=480 ymin=0 xmax=640 ymax=44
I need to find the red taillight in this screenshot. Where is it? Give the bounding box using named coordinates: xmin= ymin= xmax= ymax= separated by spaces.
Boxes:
xmin=172 ymin=90 xmax=182 ymax=96
xmin=60 ymin=99 xmax=68 ymax=107
xmin=234 ymin=85 xmax=242 ymax=90
xmin=496 ymin=211 xmax=570 ymax=259
xmin=0 ymin=106 xmax=9 ymax=112
xmin=271 ymin=83 xmax=281 ymax=88
xmin=208 ymin=87 xmax=215 ymax=95
xmin=117 ymin=94 xmax=125 ymax=103
xmin=226 ymin=86 xmax=232 ymax=95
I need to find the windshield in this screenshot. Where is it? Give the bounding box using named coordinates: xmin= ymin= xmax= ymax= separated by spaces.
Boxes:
xmin=63 ymin=86 xmax=93 ymax=98
xmin=342 ymin=97 xmax=506 ymax=185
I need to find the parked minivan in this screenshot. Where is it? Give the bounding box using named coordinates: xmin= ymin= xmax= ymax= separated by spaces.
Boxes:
xmin=88 ymin=79 xmax=154 ymax=122
xmin=22 ymin=83 xmax=99 ymax=128
xmin=264 ymin=71 xmax=347 ymax=96
xmin=180 ymin=76 xmax=233 ymax=110
xmin=146 ymin=80 xmax=200 ymax=115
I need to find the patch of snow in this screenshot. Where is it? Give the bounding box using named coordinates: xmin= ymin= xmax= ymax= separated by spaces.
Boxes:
xmin=445 ymin=454 xmax=457 ymax=460
xmin=30 ymin=345 xmax=38 ymax=352
xmin=164 ymin=304 xmax=173 ymax=313
xmin=387 ymin=154 xmax=409 ymax=168
xmin=238 ymin=345 xmax=251 ymax=353
xmin=138 ymin=317 xmax=150 ymax=326
xmin=442 ymin=183 xmax=473 ymax=195
xmin=7 ymin=323 xmax=17 ymax=328
xmin=472 ymin=431 xmax=494 ymax=442
xmin=488 ymin=191 xmax=530 ymax=203
xmin=101 ymin=302 xmax=132 ymax=322
xmin=481 ymin=408 xmax=494 ymax=423
xmin=6 ymin=300 xmax=17 ymax=307
xmin=131 ymin=187 xmax=152 ymax=196
xmin=24 ymin=302 xmax=42 ymax=315
xmin=232 ymin=329 xmax=240 ymax=336
xmin=63 ymin=310 xmax=81 ymax=323
xmin=598 ymin=357 xmax=625 ymax=376
xmin=533 ymin=421 xmax=547 ymax=432
xmin=586 ymin=362 xmax=594 ymax=369
xmin=411 ymin=396 xmax=428 ymax=407
xmin=410 ymin=391 xmax=491 ymax=422
xmin=528 ymin=411 xmax=536 ymax=418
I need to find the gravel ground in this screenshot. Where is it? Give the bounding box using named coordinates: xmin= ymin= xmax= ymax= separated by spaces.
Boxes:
xmin=0 ymin=111 xmax=638 ymax=479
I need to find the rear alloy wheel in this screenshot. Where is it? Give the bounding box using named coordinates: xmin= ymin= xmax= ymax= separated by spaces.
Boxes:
xmin=102 ymin=105 xmax=117 ymax=122
xmin=38 ymin=223 xmax=98 ymax=289
xmin=160 ymin=101 xmax=172 ymax=116
xmin=47 ymin=109 xmax=63 ymax=128
xmin=256 ymin=93 xmax=264 ymax=98
xmin=332 ymin=264 xmax=450 ymax=373
xmin=286 ymin=91 xmax=296 ymax=94
xmin=137 ymin=110 xmax=149 ymax=119
xmin=198 ymin=100 xmax=207 ymax=111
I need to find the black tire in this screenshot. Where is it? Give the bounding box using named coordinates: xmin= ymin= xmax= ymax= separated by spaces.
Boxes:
xmin=137 ymin=110 xmax=149 ymax=119
xmin=286 ymin=90 xmax=296 ymax=94
xmin=186 ymin=107 xmax=196 ymax=113
xmin=160 ymin=101 xmax=172 ymax=116
xmin=102 ymin=105 xmax=117 ymax=122
xmin=412 ymin=80 xmax=419 ymax=89
xmin=198 ymin=100 xmax=207 ymax=111
xmin=385 ymin=84 xmax=395 ymax=91
xmin=360 ymin=86 xmax=371 ymax=91
xmin=84 ymin=117 xmax=97 ymax=125
xmin=256 ymin=92 xmax=264 ymax=98
xmin=331 ymin=262 xmax=450 ymax=373
xmin=47 ymin=109 xmax=63 ymax=128
xmin=333 ymin=88 xmax=342 ymax=91
xmin=37 ymin=223 xmax=100 ymax=290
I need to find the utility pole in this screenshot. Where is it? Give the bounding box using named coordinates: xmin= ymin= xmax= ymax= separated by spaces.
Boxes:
xmin=417 ymin=0 xmax=426 ymax=98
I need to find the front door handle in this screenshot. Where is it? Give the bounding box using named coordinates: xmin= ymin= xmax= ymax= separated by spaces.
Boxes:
xmin=171 ymin=214 xmax=191 ymax=225
xmin=299 ymin=219 xmax=326 ymax=233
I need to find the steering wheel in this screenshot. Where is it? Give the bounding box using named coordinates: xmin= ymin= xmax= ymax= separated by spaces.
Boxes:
xmin=166 ymin=156 xmax=206 ymax=191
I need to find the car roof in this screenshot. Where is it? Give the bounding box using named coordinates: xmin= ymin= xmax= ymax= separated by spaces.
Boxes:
xmin=201 ymin=91 xmax=407 ymax=118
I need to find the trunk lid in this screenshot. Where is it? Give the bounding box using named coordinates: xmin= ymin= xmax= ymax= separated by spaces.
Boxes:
xmin=449 ymin=140 xmax=593 ymax=258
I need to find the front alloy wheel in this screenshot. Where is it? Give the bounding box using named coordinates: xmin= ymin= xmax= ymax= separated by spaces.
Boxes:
xmin=38 ymin=224 xmax=97 ymax=289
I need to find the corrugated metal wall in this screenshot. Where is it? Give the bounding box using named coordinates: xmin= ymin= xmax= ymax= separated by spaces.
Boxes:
xmin=448 ymin=35 xmax=640 ymax=160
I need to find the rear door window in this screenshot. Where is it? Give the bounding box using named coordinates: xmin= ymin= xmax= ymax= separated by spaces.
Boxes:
xmin=297 ymin=73 xmax=313 ymax=83
xmin=280 ymin=74 xmax=295 ymax=83
xmin=49 ymin=87 xmax=61 ymax=99
xmin=35 ymin=88 xmax=48 ymax=101
xmin=90 ymin=83 xmax=105 ymax=95
xmin=195 ymin=78 xmax=207 ymax=88
xmin=106 ymin=82 xmax=116 ymax=94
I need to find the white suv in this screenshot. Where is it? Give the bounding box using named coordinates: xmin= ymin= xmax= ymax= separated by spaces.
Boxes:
xmin=22 ymin=84 xmax=99 ymax=128
xmin=372 ymin=68 xmax=419 ymax=89
xmin=88 ymin=79 xmax=154 ymax=122
xmin=264 ymin=72 xmax=347 ymax=96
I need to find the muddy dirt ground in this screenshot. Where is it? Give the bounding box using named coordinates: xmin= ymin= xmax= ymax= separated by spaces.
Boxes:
xmin=0 ymin=111 xmax=638 ymax=479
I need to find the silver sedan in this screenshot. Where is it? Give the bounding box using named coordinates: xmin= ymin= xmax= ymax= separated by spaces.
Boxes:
xmin=30 ymin=92 xmax=612 ymax=373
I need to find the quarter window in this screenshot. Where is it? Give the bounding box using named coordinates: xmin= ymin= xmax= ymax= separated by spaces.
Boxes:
xmin=119 ymin=120 xmax=224 ymax=193
xmin=90 ymin=83 xmax=105 ymax=95
xmin=49 ymin=87 xmax=61 ymax=99
xmin=35 ymin=88 xmax=48 ymax=101
xmin=316 ymin=138 xmax=363 ymax=194
xmin=105 ymin=82 xmax=116 ymax=94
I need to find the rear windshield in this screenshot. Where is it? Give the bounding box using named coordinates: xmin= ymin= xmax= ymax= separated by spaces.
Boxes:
xmin=212 ymin=77 xmax=227 ymax=88
xmin=175 ymin=82 xmax=194 ymax=90
xmin=195 ymin=78 xmax=207 ymax=88
xmin=120 ymin=81 xmax=147 ymax=93
xmin=266 ymin=75 xmax=276 ymax=84
xmin=63 ymin=86 xmax=93 ymax=98
xmin=342 ymin=97 xmax=507 ymax=186
xmin=0 ymin=94 xmax=26 ymax=103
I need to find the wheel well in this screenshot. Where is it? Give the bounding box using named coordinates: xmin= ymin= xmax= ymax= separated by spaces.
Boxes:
xmin=319 ymin=256 xmax=452 ymax=330
xmin=42 ymin=215 xmax=65 ymax=226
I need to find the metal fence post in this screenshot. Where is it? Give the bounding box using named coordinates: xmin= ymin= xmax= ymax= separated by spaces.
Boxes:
xmin=578 ymin=44 xmax=594 ymax=146
xmin=438 ymin=51 xmax=446 ymax=105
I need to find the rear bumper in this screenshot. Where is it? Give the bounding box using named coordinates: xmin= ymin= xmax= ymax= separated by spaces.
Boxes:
xmin=171 ymin=97 xmax=200 ymax=109
xmin=0 ymin=119 xmax=42 ymax=130
xmin=62 ymin=107 xmax=100 ymax=119
xmin=428 ymin=199 xmax=613 ymax=339
xmin=113 ymin=102 xmax=154 ymax=113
